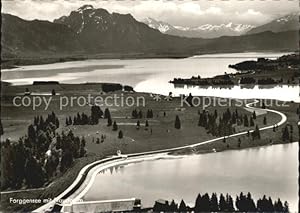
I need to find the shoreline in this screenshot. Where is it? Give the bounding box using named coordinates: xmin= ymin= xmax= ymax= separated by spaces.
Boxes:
xmin=32 ymin=100 xmax=289 ymax=212
xmin=1 ymin=83 xmax=298 ymax=212
xmin=1 ymin=50 xmax=292 ymax=70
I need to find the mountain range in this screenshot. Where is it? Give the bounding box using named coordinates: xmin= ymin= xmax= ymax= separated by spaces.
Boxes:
xmin=142 ymin=13 xmax=299 ymax=38
xmin=1 ymin=5 xmax=298 ymax=59
xmin=143 ymin=17 xmax=254 ymax=38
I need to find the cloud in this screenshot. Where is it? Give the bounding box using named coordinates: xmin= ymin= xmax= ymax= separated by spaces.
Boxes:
xmin=234 ymin=9 xmax=272 ymax=25
xmin=2 ymin=0 xmax=298 ymax=27
xmin=206 ymin=7 xmax=223 ymax=15
xmin=180 ymin=2 xmax=203 ymax=15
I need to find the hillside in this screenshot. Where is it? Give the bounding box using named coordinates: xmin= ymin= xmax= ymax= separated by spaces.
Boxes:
xmin=1 ymin=13 xmax=82 ymax=58
xmin=1 ymin=6 xmax=298 ymax=60
xmin=246 ymin=13 xmax=299 ymax=35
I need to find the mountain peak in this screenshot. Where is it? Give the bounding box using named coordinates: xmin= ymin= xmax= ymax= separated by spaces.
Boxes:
xmin=77 ymin=5 xmax=94 ymax=12
xmin=143 ymin=17 xmax=174 ymax=33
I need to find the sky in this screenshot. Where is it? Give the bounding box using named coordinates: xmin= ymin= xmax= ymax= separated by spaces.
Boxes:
xmin=2 ymin=0 xmax=299 ymax=27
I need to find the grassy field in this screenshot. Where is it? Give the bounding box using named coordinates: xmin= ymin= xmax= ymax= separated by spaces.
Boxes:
xmin=1 ymin=83 xmax=298 ymax=212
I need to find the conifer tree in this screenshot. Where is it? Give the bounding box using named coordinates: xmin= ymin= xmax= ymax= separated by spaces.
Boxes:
xmin=250 ymin=117 xmax=255 ymax=126
xmin=282 ymin=126 xmax=290 ymax=141
xmin=112 ymin=121 xmax=118 ymax=131
xmin=169 ymin=200 xmax=178 ymax=212
xmin=253 ymin=125 xmax=261 ymax=140
xmin=178 ymin=199 xmax=187 ymax=212
xmin=118 ymin=130 xmax=123 ymax=139
xmin=263 ymin=116 xmax=267 ymax=125
xmin=252 ymin=111 xmax=256 ymax=119
xmin=210 ymin=193 xmax=219 ymax=211
xmin=175 ymin=115 xmax=181 ymax=129
xmin=107 ymin=114 xmax=112 ymax=127
xmin=104 ymin=108 xmax=111 ymax=119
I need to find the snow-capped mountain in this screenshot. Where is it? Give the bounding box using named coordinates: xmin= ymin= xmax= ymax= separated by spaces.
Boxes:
xmin=143 ymin=17 xmax=254 ymax=38
xmin=143 ymin=17 xmax=174 ymax=33
xmin=246 ymin=12 xmax=299 ymax=35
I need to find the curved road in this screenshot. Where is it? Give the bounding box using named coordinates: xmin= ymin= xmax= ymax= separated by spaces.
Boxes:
xmin=34 ymin=100 xmax=287 ymax=212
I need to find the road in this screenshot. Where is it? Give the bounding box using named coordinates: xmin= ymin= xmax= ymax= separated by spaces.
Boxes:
xmin=33 ymin=100 xmax=287 ymax=212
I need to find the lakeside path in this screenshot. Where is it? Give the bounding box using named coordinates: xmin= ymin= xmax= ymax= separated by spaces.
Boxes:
xmin=34 ymin=100 xmax=287 ymax=212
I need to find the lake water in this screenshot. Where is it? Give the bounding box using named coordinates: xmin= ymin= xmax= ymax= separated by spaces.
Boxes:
xmin=2 ymin=52 xmax=299 ymax=102
xmin=84 ymin=143 xmax=298 ymax=212
xmin=3 ymin=53 xmax=298 ymax=211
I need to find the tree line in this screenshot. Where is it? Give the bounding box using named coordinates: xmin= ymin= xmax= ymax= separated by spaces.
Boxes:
xmin=65 ymin=105 xmax=104 ymax=126
xmin=153 ymin=192 xmax=289 ymax=212
xmin=1 ymin=112 xmax=86 ymax=190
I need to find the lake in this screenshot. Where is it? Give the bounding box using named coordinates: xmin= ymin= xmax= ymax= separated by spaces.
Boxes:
xmin=83 ymin=143 xmax=298 ymax=212
xmin=3 ymin=53 xmax=298 ymax=211
xmin=2 ymin=52 xmax=299 ymax=102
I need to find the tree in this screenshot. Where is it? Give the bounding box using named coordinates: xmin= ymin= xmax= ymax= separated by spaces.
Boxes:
xmin=51 ymin=89 xmax=56 ymax=96
xmin=27 ymin=124 xmax=36 ymax=144
xmin=169 ymin=200 xmax=178 ymax=212
xmin=136 ymin=120 xmax=140 ymax=130
xmin=80 ymin=137 xmax=86 ymax=157
xmin=263 ymin=116 xmax=267 ymax=125
xmin=238 ymin=138 xmax=242 ymax=148
xmin=274 ymin=198 xmax=284 ymax=212
xmin=178 ymin=199 xmax=187 ymax=212
xmin=252 ymin=111 xmax=257 ymax=119
xmin=262 ymin=101 xmax=266 ymax=109
xmin=24 ymin=156 xmax=45 ymax=187
xmin=246 ymin=192 xmax=256 ymax=211
xmin=219 ymin=193 xmax=227 ymax=211
xmin=201 ymin=193 xmax=211 ymax=211
xmin=252 ymin=125 xmax=261 ymax=140
xmin=68 ymin=116 xmax=72 ymax=125
xmin=227 ymin=194 xmax=235 ymax=211
xmin=146 ymin=109 xmax=154 ymax=118
xmin=91 ymin=105 xmax=103 ymax=124
xmin=60 ymin=150 xmax=73 ymax=172
xmin=132 ymin=109 xmax=138 ymax=119
xmin=283 ymin=201 xmax=289 ymax=212
xmin=112 ymin=121 xmax=118 ymax=131
xmin=107 ymin=114 xmax=112 ymax=127
xmin=282 ymin=126 xmax=290 ymax=141
xmin=175 ymin=115 xmax=181 ymax=129
xmin=118 ymin=130 xmax=123 ymax=139
xmin=210 ymin=193 xmax=219 ymax=211
xmin=195 ymin=193 xmax=202 ymax=212
xmin=138 ymin=110 xmax=143 ymax=118
xmin=104 ymin=108 xmax=111 ymax=119
xmin=0 ymin=121 xmax=3 ymax=135
xmin=250 ymin=117 xmax=254 ymax=126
